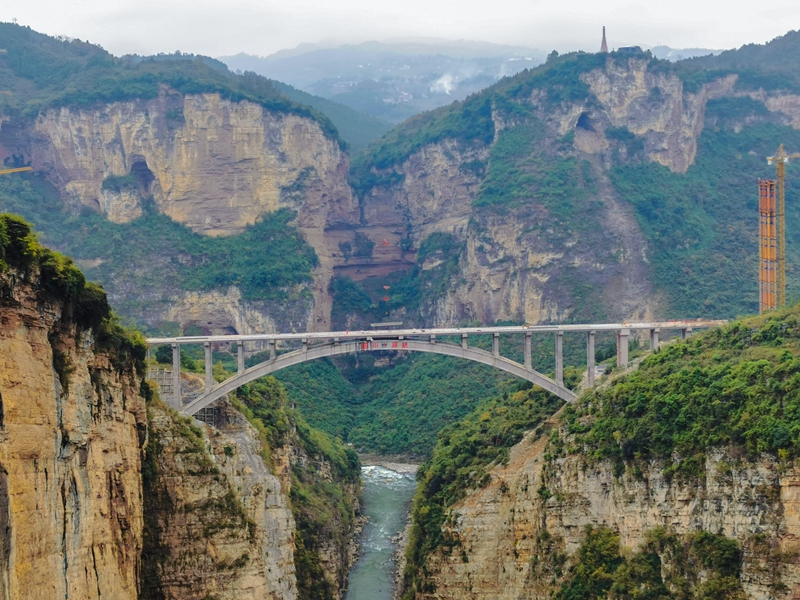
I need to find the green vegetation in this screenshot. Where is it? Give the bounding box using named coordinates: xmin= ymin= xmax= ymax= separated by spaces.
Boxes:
xmin=350 ymin=50 xmax=641 ymax=197
xmin=0 ymin=212 xmax=147 ymax=374
xmin=611 ymin=120 xmax=800 ymax=318
xmin=0 ymin=176 xmax=317 ymax=311
xmin=0 ymin=23 xmax=344 ymax=148
xmin=679 ymin=30 xmax=800 ymax=94
xmin=328 ymin=232 xmax=465 ymax=330
xmin=551 ymin=526 xmax=745 ymax=600
xmin=349 ymin=93 xmax=494 ymax=195
xmin=566 ymin=307 xmax=800 ymax=480
xmin=101 ymin=174 xmax=139 ymax=193
xmin=473 ymin=114 xmax=594 ymax=223
xmin=272 ymin=80 xmax=392 ymax=152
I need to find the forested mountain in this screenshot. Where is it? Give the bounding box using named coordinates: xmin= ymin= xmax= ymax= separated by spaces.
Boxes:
xmin=340 ymin=31 xmax=800 ymax=333
xmin=4 ymin=22 xmax=800 ymax=455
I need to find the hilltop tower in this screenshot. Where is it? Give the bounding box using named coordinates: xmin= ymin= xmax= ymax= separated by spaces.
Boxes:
xmin=601 ymin=26 xmax=608 ymax=53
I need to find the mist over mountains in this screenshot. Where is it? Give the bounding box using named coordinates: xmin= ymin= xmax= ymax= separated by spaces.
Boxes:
xmin=220 ymin=39 xmax=547 ymax=123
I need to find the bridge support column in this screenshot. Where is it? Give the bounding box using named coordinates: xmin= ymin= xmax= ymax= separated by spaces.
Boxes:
xmin=172 ymin=343 xmax=181 ymax=410
xmin=681 ymin=327 xmax=693 ymax=341
xmin=430 ymin=335 xmax=436 ymax=345
xmin=302 ymin=338 xmax=308 ymax=352
xmin=555 ymin=331 xmax=564 ymax=386
xmin=525 ymin=333 xmax=532 ymax=370
xmin=204 ymin=342 xmax=213 ymax=393
xmin=650 ymin=328 xmax=660 ymax=352
xmin=493 ymin=333 xmax=500 ymax=358
xmin=269 ymin=340 xmax=276 ymax=362
xmin=461 ymin=334 xmax=468 ymax=349
xmin=587 ymin=330 xmax=596 ymax=387
xmin=237 ymin=342 xmax=245 ymax=375
xmin=617 ymin=329 xmax=630 ymax=368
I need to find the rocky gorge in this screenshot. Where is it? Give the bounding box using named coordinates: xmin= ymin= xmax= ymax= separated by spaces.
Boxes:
xmin=0 ymin=216 xmax=360 ymax=599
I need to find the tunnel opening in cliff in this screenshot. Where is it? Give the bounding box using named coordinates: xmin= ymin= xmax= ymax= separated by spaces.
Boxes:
xmin=130 ymin=157 xmax=155 ymax=195
xmin=576 ymin=112 xmax=595 ymax=132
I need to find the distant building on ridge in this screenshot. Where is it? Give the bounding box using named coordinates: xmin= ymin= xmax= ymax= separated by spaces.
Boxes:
xmin=601 ymin=26 xmax=608 ymax=53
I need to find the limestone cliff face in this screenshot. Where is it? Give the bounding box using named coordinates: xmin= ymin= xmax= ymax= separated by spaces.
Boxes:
xmin=415 ymin=418 xmax=800 ymax=599
xmin=141 ymin=401 xmax=297 ymax=600
xmin=27 ymin=88 xmax=358 ymax=330
xmin=578 ymin=58 xmax=737 ymax=173
xmin=0 ymin=268 xmax=147 ymax=599
xmin=352 ymin=57 xmax=800 ymax=327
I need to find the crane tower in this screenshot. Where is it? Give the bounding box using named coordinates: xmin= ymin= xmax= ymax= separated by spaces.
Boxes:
xmin=765 ymin=145 xmax=800 ymax=310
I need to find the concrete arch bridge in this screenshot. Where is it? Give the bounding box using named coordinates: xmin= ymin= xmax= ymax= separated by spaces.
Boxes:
xmin=146 ymin=321 xmax=724 ymax=417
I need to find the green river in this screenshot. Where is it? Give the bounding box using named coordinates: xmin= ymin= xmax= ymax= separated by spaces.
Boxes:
xmin=345 ymin=465 xmax=418 ymax=600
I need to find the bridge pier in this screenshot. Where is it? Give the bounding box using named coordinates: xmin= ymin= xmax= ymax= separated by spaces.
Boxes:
xmin=237 ymin=343 xmax=245 ymax=375
xmin=462 ymin=333 xmax=468 ymax=349
xmin=493 ymin=333 xmax=500 ymax=358
xmin=617 ymin=329 xmax=630 ymax=368
xmin=204 ymin=342 xmax=213 ymax=393
xmin=650 ymin=327 xmax=660 ymax=351
xmin=172 ymin=343 xmax=181 ymax=410
xmin=269 ymin=340 xmax=276 ymax=361
xmin=587 ymin=330 xmax=595 ymax=387
xmin=681 ymin=327 xmax=693 ymax=341
xmin=524 ymin=332 xmax=532 ymax=370
xmin=555 ymin=331 xmax=564 ymax=385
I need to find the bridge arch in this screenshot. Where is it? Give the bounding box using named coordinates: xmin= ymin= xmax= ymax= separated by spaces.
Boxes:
xmin=179 ymin=339 xmax=577 ymax=416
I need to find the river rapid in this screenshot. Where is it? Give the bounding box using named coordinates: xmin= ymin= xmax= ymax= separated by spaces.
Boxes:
xmin=345 ymin=464 xmax=418 ymax=600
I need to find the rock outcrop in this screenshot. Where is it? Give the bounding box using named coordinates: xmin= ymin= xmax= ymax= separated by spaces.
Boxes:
xmin=140 ymin=401 xmax=297 ymax=600
xmin=414 ymin=415 xmax=800 ymax=600
xmin=0 ymin=261 xmax=147 ymax=599
xmin=22 ymin=88 xmax=359 ymax=330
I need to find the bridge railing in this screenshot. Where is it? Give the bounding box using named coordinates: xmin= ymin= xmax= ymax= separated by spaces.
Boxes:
xmin=145 ymin=321 xmax=725 ymax=412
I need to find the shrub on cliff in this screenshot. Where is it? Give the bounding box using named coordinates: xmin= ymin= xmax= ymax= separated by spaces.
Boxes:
xmin=551 ymin=526 xmax=745 ymax=600
xmin=0 ymin=213 xmax=146 ymax=373
xmin=567 ymin=307 xmax=800 ymax=478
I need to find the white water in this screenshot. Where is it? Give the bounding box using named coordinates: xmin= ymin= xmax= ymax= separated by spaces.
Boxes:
xmin=345 ymin=465 xmax=417 ymax=600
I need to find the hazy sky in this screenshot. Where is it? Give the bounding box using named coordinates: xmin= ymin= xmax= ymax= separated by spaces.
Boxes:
xmin=2 ymin=0 xmax=799 ymax=58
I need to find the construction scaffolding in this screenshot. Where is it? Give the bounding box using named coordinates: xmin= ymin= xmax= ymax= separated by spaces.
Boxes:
xmin=759 ymin=179 xmax=778 ymax=313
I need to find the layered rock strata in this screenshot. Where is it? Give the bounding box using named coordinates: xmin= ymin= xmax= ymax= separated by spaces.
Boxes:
xmin=0 ymin=268 xmax=147 ymax=599
xmin=416 ymin=415 xmax=800 ymax=599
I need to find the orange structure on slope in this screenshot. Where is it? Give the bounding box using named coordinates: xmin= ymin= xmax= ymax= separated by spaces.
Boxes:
xmin=759 ymin=179 xmax=778 ymax=313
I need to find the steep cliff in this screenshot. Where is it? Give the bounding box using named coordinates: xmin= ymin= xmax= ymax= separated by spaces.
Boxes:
xmin=0 ymin=215 xmax=360 ymax=599
xmin=140 ymin=384 xmax=362 ymax=600
xmin=0 ymin=25 xmax=361 ymax=332
xmin=344 ymin=47 xmax=800 ymax=325
xmin=402 ymin=309 xmax=800 ymax=599
xmin=140 ymin=401 xmax=297 ymax=600
xmin=0 ymin=214 xmax=148 ymax=599
xmin=23 ymin=89 xmax=358 ymax=329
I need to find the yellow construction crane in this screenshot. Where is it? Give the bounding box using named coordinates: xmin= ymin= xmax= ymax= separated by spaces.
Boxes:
xmin=768 ymin=144 xmax=800 ymax=307
xmin=0 ymin=166 xmax=32 ymax=176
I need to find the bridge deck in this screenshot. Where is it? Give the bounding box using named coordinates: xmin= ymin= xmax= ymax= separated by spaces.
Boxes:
xmin=147 ymin=320 xmax=726 ymax=345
